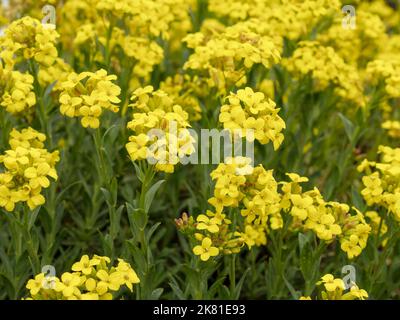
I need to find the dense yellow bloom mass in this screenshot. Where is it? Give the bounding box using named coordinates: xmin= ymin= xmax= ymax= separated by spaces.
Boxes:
xmin=367 ymin=58 xmax=400 ymax=98
xmin=358 ymin=146 xmax=400 ymax=222
xmin=208 ymin=0 xmax=340 ymax=41
xmin=184 ymin=21 xmax=280 ymax=93
xmin=318 ymin=9 xmax=387 ymax=65
xmin=59 ymin=69 xmax=121 ymax=128
xmin=0 ymin=128 xmax=59 ymax=211
xmin=159 ymin=75 xmax=203 ymax=121
xmin=284 ymin=41 xmax=365 ymax=107
xmin=0 ymin=0 xmax=399 ymax=301
xmin=0 ymin=63 xmax=36 ymax=115
xmin=188 ymin=159 xmax=371 ymax=261
xmin=25 ymin=254 xmax=140 ymax=300
xmin=219 ymin=87 xmax=285 ymax=150
xmin=281 ymin=174 xmax=371 ymax=258
xmin=0 ymin=16 xmax=59 ymax=68
xmin=126 ymin=86 xmax=195 ymax=173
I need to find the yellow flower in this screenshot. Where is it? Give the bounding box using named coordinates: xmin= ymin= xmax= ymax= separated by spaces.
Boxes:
xmin=26 ymin=273 xmax=46 ymax=296
xmin=193 ymin=237 xmax=219 ymax=261
xmin=196 ymin=214 xmax=221 ymax=233
xmin=72 ymin=255 xmax=99 ymax=275
xmin=57 ymin=273 xmax=82 ymax=298
xmin=96 ymin=270 xmax=122 ymax=295
xmin=342 ymin=286 xmax=369 ymax=300
xmin=318 ymin=274 xmax=345 ymax=292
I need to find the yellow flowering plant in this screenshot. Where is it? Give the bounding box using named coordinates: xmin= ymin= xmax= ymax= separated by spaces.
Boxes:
xmin=25 ymin=254 xmax=140 ymax=300
xmin=0 ymin=0 xmax=400 ymax=302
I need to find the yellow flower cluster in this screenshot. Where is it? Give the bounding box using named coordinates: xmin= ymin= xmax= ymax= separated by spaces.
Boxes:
xmin=358 ymin=145 xmax=400 ymax=221
xmin=59 ymin=0 xmax=192 ymax=80
xmin=382 ymin=121 xmax=400 ymax=138
xmin=25 ymin=255 xmax=140 ymax=300
xmin=189 ymin=160 xmax=372 ymax=261
xmin=159 ymin=75 xmax=203 ymax=121
xmin=281 ymin=174 xmax=371 ymax=259
xmin=0 ymin=63 xmax=36 ymax=115
xmin=367 ymin=58 xmax=400 ymax=98
xmin=301 ymin=273 xmax=368 ymax=300
xmin=208 ymin=0 xmax=269 ymax=22
xmin=0 ymin=128 xmax=59 ymax=211
xmin=190 ymin=157 xmax=281 ymax=261
xmin=359 ymin=0 xmax=400 ymax=29
xmin=59 ymin=69 xmax=121 ymax=128
xmin=126 ymin=86 xmax=195 ymax=173
xmin=281 ymin=175 xmax=341 ymax=241
xmin=219 ymin=87 xmax=285 ymax=150
xmin=184 ymin=22 xmax=280 ymax=93
xmin=337 ymin=208 xmax=371 ymax=259
xmin=0 ymin=16 xmax=59 ymax=68
xmin=208 ymin=0 xmax=340 ymax=40
xmin=39 ymin=58 xmax=73 ymax=92
xmin=284 ymin=41 xmax=365 ymax=107
xmin=318 ymin=9 xmax=387 ymax=65
xmin=262 ymin=0 xmax=341 ymax=41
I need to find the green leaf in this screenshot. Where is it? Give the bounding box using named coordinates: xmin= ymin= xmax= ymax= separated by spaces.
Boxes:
xmin=338 ymin=112 xmax=354 ymax=142
xmin=234 ymin=267 xmax=250 ymax=299
xmin=168 ymin=276 xmax=186 ymax=300
xmin=146 ymin=222 xmax=161 ymax=243
xmin=144 ymin=180 xmax=165 ymax=214
xmin=150 ymin=288 xmax=164 ymax=300
xmin=298 ymin=233 xmax=308 ymax=252
xmin=28 ymin=207 xmax=40 ymax=230
xmin=283 ymin=275 xmax=300 ymax=300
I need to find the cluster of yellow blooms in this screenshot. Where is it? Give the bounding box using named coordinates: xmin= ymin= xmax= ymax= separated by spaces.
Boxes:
xmin=186 ymin=159 xmax=372 ymax=261
xmin=219 ymin=87 xmax=285 ymax=150
xmin=284 ymin=41 xmax=365 ymax=107
xmin=0 ymin=63 xmax=36 ymax=116
xmin=358 ymin=146 xmax=400 ymax=222
xmin=367 ymin=58 xmax=400 ymax=99
xmin=59 ymin=69 xmax=121 ymax=129
xmin=159 ymin=75 xmax=203 ymax=121
xmin=183 ymin=21 xmax=280 ymax=93
xmin=209 ymin=0 xmax=340 ymax=40
xmin=185 ymin=157 xmax=281 ymax=261
xmin=58 ymin=0 xmax=192 ymax=80
xmin=301 ymin=274 xmax=368 ymax=300
xmin=281 ymin=174 xmax=371 ymax=259
xmin=0 ymin=16 xmax=58 ymax=68
xmin=39 ymin=58 xmax=73 ymax=92
xmin=126 ymin=86 xmax=195 ymax=173
xmin=25 ymin=255 xmax=140 ymax=300
xmin=318 ymin=9 xmax=387 ymax=65
xmin=0 ymin=128 xmax=59 ymax=211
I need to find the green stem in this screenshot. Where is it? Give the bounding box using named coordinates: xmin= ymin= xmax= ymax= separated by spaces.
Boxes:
xmin=229 ymin=254 xmax=236 ymax=299
xmin=29 ymin=60 xmax=52 ymax=146
xmin=93 ymin=128 xmax=109 ymax=186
